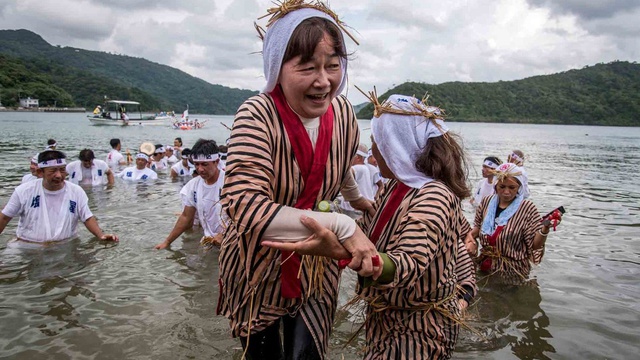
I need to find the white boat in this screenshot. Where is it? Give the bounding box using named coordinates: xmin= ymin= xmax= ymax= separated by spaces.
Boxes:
xmin=87 ymin=100 xmax=174 ymax=126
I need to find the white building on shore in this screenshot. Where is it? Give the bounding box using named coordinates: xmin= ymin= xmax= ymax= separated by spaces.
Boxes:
xmin=19 ymin=97 xmax=39 ymax=108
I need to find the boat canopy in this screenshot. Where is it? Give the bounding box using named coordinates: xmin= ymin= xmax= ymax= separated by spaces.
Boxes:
xmin=107 ymin=100 xmax=140 ymax=105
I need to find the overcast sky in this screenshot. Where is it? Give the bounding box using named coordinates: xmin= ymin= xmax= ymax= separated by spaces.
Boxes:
xmin=2 ymin=0 xmax=639 ymax=104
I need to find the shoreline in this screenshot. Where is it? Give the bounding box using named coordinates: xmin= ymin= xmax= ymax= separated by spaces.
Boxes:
xmin=0 ymin=107 xmax=86 ymax=113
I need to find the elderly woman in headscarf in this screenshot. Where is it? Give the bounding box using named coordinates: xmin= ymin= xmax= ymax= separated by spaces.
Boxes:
xmin=264 ymin=93 xmax=477 ymax=359
xmin=217 ymin=1 xmax=379 ymax=359
xmin=465 ymin=162 xmax=560 ymax=284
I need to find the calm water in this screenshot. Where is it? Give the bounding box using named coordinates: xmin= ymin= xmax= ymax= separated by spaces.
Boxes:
xmin=0 ymin=112 xmax=638 ymax=359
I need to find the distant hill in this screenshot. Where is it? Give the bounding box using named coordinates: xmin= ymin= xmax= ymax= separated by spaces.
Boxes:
xmin=356 ymin=61 xmax=640 ymax=126
xmin=0 ymin=29 xmax=257 ymax=113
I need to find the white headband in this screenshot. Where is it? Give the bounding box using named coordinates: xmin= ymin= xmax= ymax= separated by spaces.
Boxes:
xmin=356 ymin=150 xmax=368 ymax=158
xmin=154 ymin=147 xmax=165 ymax=154
xmin=510 ymin=153 xmax=523 ymax=163
xmin=136 ymin=153 xmax=149 ymax=161
xmin=31 ymin=154 xmax=39 ymax=163
xmin=219 ymin=152 xmax=227 ymax=157
xmin=483 ymin=160 xmax=499 ymax=169
xmin=191 ymin=153 xmax=219 ymax=162
xmin=45 ymin=143 xmax=57 ymax=150
xmin=38 ymin=158 xmax=66 ymax=168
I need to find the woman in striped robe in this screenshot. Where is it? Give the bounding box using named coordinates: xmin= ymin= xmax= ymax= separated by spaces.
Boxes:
xmin=218 ymin=3 xmax=380 ymax=359
xmin=264 ymin=94 xmax=477 ymax=359
xmin=465 ymin=163 xmax=560 ymax=284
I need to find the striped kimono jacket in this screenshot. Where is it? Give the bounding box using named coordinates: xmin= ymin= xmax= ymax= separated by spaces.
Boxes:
xmin=357 ymin=180 xmax=472 ymax=360
xmin=474 ymin=195 xmax=545 ymax=284
xmin=218 ymin=93 xmax=359 ymax=358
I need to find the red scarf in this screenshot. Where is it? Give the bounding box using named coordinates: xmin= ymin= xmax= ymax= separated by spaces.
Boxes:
xmin=369 ymin=182 xmax=411 ymax=245
xmin=480 ymin=225 xmax=504 ymax=272
xmin=270 ymin=85 xmax=334 ymax=299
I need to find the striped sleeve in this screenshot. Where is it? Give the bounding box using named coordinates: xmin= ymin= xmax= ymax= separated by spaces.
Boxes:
xmin=455 ymin=237 xmax=477 ymax=300
xmin=523 ymin=201 xmax=545 ymax=264
xmin=221 ymin=95 xmax=284 ymax=277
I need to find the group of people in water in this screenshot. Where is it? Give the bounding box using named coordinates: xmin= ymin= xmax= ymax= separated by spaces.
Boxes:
xmin=1 ymin=1 xmax=565 ymax=359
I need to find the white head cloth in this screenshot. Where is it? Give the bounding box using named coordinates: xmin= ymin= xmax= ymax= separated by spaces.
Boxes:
xmin=483 ymin=159 xmax=499 ymax=169
xmin=136 ymin=153 xmax=149 ymax=161
xmin=154 ymin=146 xmax=165 ymax=154
xmin=493 ymin=163 xmax=528 ymax=196
xmin=262 ymin=8 xmax=348 ymax=95
xmin=191 ymin=153 xmax=220 ymax=162
xmin=31 ymin=154 xmax=39 ymax=164
xmin=371 ymin=94 xmax=449 ymax=189
xmin=38 ymin=158 xmax=66 ymax=168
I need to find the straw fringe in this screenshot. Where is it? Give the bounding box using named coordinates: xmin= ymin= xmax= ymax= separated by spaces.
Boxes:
xmin=255 ymin=0 xmax=359 ymax=45
xmin=478 ymin=246 xmax=528 ymax=281
xmin=354 ymin=85 xmax=449 ymax=141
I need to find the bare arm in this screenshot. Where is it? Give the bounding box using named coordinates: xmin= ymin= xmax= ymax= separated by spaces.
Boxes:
xmin=106 ymin=169 xmax=115 ymax=185
xmin=170 ymin=168 xmax=179 ymax=179
xmin=0 ymin=213 xmax=13 ymax=235
xmin=84 ymin=216 xmax=118 ymax=241
xmin=155 ymin=206 xmax=196 ymax=249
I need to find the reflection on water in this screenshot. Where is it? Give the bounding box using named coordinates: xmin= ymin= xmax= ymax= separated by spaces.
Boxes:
xmin=1 ymin=112 xmax=640 ymax=359
xmin=457 ymin=279 xmax=555 ymax=360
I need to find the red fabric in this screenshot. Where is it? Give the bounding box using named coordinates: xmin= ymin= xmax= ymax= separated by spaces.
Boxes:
xmin=480 ymin=225 xmax=504 ymax=272
xmin=337 ymin=182 xmax=411 ymax=270
xmin=369 ymin=182 xmax=412 ymax=245
xmin=270 ymin=85 xmax=334 ymax=299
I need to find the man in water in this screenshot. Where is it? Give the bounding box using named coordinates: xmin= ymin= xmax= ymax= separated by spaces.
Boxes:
xmin=0 ymin=150 xmax=118 ymax=244
xmin=155 ymin=139 xmax=225 ymax=249
xmin=21 ymin=154 xmax=41 ymax=184
xmin=150 ymin=144 xmax=168 ymax=172
xmin=66 ymin=149 xmax=114 ymax=186
xmin=106 ymin=138 xmax=130 ymax=169
xmin=170 ymin=148 xmax=195 ymax=179
xmin=116 ymin=153 xmax=158 ymax=181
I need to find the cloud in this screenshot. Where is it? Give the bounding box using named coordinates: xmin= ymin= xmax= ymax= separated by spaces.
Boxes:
xmin=1 ymin=0 xmax=638 ymax=105
xmin=526 ymin=0 xmax=640 ymax=20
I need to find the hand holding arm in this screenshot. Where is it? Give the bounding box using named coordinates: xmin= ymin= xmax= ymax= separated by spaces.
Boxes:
xmin=261 ymin=215 xmax=351 ymax=259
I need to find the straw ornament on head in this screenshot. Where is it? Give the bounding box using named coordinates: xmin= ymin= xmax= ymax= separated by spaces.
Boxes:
xmin=491 ymin=163 xmax=523 ymax=183
xmin=355 ymin=85 xmax=448 ymax=137
xmin=255 ymin=0 xmax=359 ymax=45
xmin=357 ymin=86 xmax=450 ymax=189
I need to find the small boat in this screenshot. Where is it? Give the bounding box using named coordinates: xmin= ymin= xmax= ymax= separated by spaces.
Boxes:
xmin=87 ymin=100 xmax=174 ymax=126
xmin=171 ymin=106 xmax=207 ymax=130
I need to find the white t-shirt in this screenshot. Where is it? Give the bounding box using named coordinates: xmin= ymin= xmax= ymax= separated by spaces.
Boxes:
xmin=21 ymin=173 xmax=38 ymax=184
xmin=1 ymin=180 xmax=93 ymax=242
xmin=179 ymin=172 xmax=225 ymax=237
xmin=341 ymin=165 xmax=375 ymax=212
xmin=167 ymin=155 xmax=179 ymax=164
xmin=106 ymin=149 xmax=125 ymax=168
xmin=117 ymin=166 xmax=158 ymax=181
xmin=473 ymin=178 xmax=496 ymax=207
xmin=151 ymin=158 xmax=168 ymax=171
xmin=171 ymin=161 xmax=194 ymax=177
xmin=66 ymin=160 xmax=111 ymax=186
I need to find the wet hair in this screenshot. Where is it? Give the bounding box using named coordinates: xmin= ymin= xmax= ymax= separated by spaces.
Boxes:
xmin=38 ymin=150 xmax=66 ymax=163
xmin=414 ymin=133 xmax=471 ymax=199
xmin=174 ymin=137 xmax=183 ymax=146
xmin=218 ymin=145 xmax=228 ymax=153
xmin=181 ymin=148 xmax=192 ymax=157
xmin=78 ymin=149 xmax=95 ymax=161
xmin=282 ymin=17 xmax=348 ymax=65
xmin=47 ymin=139 xmax=56 ymax=146
xmin=484 ymin=156 xmax=502 ymax=165
xmin=190 ymin=139 xmax=219 ymax=158
xmin=110 ymin=138 xmax=121 ymax=149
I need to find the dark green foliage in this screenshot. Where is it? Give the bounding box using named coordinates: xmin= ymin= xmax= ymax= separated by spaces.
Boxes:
xmin=0 ymin=29 xmax=258 ymax=113
xmin=356 ymin=61 xmax=640 ymax=126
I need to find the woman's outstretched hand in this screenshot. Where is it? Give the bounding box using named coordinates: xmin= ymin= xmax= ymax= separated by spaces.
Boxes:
xmin=261 ymin=215 xmax=351 ymax=260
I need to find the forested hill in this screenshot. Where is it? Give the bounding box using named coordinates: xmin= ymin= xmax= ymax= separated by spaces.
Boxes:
xmin=0 ymin=29 xmax=257 ymax=113
xmin=356 ymin=61 xmax=640 ymax=126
